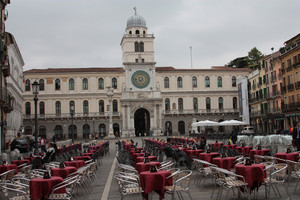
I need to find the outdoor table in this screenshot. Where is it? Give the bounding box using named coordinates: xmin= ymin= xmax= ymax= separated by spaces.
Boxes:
xmin=0 ymin=164 xmax=18 ymax=174
xmin=186 ymin=149 xmax=204 ymax=158
xmin=249 ymin=149 xmax=270 ymax=159
xmin=212 ymin=157 xmax=236 ymax=170
xmin=136 ymin=156 xmax=157 ymax=163
xmin=235 ymin=146 xmax=252 ymax=155
xmin=25 ymin=156 xmax=38 ymax=162
xmin=73 ymin=156 xmax=91 ymax=161
xmin=275 ymin=152 xmax=299 ymax=162
xmin=172 ymin=145 xmax=182 ymax=149
xmin=179 ymin=147 xmax=192 ymax=154
xmin=210 ymin=143 xmax=223 ymax=151
xmin=82 ymin=152 xmax=93 ymax=157
xmin=11 ymin=159 xmax=30 ymax=166
xmin=64 ymin=160 xmax=86 ymax=169
xmin=135 ymin=162 xmax=162 ymax=173
xmin=30 ymin=176 xmax=66 ymax=200
xmin=198 ymin=152 xmax=219 ymax=163
xmin=235 ymin=164 xmax=265 ymax=191
xmin=133 ymin=153 xmax=145 ymax=163
xmin=223 ymin=144 xmax=237 ymax=149
xmin=140 ymin=170 xmax=172 ymax=200
xmin=89 ymin=146 xmax=101 ymax=151
xmin=130 ymin=149 xmax=145 ymax=156
xmin=51 ymin=167 xmax=77 ymax=179
xmin=123 ymin=143 xmax=133 ymax=150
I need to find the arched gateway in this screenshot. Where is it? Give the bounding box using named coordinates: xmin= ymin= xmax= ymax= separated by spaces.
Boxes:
xmin=134 ymin=108 xmax=150 ymax=136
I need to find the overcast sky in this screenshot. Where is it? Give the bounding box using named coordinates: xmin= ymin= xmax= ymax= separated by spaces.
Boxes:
xmin=6 ymin=0 xmax=300 ymax=71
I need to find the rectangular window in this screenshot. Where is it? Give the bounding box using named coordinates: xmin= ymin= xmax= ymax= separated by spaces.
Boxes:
xmin=259 ymin=77 xmax=262 ymax=85
xmin=287 ymin=59 xmax=292 ymax=67
xmin=55 ymin=82 xmax=60 ymax=90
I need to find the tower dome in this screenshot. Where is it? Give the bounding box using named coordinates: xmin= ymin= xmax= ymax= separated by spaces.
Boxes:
xmin=126 ymin=8 xmax=147 ymax=28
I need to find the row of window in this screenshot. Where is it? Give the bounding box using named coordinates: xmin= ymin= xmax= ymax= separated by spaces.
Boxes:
xmin=25 ymin=96 xmax=238 ymax=115
xmin=25 ymin=99 xmax=119 ymax=115
xmin=164 ymin=76 xmax=237 ymax=88
xmin=25 ymin=123 xmax=111 ymax=139
xmin=25 ymin=76 xmax=237 ymax=92
xmin=165 ymin=97 xmax=238 ymax=110
xmin=24 ymin=78 xmax=118 ymax=92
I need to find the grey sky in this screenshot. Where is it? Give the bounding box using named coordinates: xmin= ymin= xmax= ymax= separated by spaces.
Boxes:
xmin=6 ymin=0 xmax=300 ymax=71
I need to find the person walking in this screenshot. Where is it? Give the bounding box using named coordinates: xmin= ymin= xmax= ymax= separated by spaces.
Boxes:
xmin=293 ymin=121 xmax=300 ymax=151
xmin=230 ymin=127 xmax=238 ymax=144
xmin=40 ymin=138 xmax=47 ymax=153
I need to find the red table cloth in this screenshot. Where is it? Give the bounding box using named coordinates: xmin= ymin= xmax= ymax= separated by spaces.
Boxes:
xmin=186 ymin=149 xmax=204 ymax=158
xmin=275 ymin=152 xmax=299 ymax=162
xmin=140 ymin=170 xmax=172 ymax=200
xmin=51 ymin=167 xmax=77 ymax=179
xmin=89 ymin=146 xmax=100 ymax=151
xmin=249 ymin=149 xmax=270 ymax=159
xmin=11 ymin=159 xmax=30 ymax=166
xmin=25 ymin=156 xmax=38 ymax=162
xmin=235 ymin=164 xmax=265 ymax=191
xmin=223 ymin=144 xmax=237 ymax=149
xmin=235 ymin=146 xmax=252 ymax=155
xmin=133 ymin=152 xmax=145 ymax=159
xmin=123 ymin=143 xmax=133 ymax=150
xmin=88 ymin=150 xmax=96 ymax=153
xmin=64 ymin=160 xmax=86 ymax=169
xmin=198 ymin=152 xmax=219 ymax=163
xmin=135 ymin=162 xmax=162 ymax=173
xmin=0 ymin=164 xmax=18 ymax=174
xmin=73 ymin=156 xmax=91 ymax=161
xmin=136 ymin=156 xmax=157 ymax=163
xmin=212 ymin=157 xmax=236 ymax=170
xmin=210 ymin=143 xmax=223 ymax=150
xmin=82 ymin=152 xmax=93 ymax=157
xmin=179 ymin=147 xmax=192 ymax=154
xmin=30 ymin=176 xmax=66 ymax=200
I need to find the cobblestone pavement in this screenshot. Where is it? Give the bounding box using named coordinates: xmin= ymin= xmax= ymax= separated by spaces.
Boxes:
xmin=86 ymin=136 xmax=300 ymax=200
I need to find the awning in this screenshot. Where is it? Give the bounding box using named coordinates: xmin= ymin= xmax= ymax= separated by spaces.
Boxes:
xmin=275 ymin=117 xmax=284 ymax=121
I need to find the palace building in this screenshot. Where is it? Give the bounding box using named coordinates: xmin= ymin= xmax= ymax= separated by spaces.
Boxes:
xmin=23 ymin=11 xmax=250 ymax=139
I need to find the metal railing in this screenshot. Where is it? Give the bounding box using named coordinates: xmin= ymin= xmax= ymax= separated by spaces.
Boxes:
xmin=163 ymin=108 xmax=238 ymax=115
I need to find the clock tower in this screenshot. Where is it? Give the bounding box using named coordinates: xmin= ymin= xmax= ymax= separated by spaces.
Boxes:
xmin=120 ymin=8 xmax=162 ymax=137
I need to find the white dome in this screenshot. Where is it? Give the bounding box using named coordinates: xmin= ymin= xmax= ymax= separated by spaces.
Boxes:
xmin=127 ymin=15 xmax=147 ymax=28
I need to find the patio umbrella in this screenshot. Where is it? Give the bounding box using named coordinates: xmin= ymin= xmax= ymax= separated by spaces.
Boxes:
xmin=192 ymin=120 xmax=220 ymax=127
xmin=219 ymin=120 xmax=247 ymax=126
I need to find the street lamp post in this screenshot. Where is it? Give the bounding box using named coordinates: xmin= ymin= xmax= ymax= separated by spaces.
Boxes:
xmin=70 ymin=105 xmax=75 ymax=144
xmin=32 ymin=80 xmax=40 ymax=155
xmin=84 ymin=112 xmax=88 ymax=142
xmin=106 ymin=86 xmax=114 ymax=139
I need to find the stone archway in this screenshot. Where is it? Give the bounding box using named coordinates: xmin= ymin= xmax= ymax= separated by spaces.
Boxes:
xmin=134 ymin=108 xmax=150 ymax=136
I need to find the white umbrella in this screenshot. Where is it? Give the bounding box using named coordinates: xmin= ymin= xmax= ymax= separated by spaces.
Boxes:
xmin=219 ymin=120 xmax=247 ymax=126
xmin=192 ymin=120 xmax=219 ymax=127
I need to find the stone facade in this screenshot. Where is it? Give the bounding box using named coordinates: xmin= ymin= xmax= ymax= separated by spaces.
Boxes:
xmin=22 ymin=12 xmax=250 ymax=140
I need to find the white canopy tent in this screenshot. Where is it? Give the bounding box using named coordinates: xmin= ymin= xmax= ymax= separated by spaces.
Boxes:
xmin=219 ymin=120 xmax=247 ymax=126
xmin=192 ymin=120 xmax=220 ymax=127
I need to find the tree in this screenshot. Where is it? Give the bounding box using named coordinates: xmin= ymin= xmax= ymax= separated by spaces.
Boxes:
xmin=227 ymin=47 xmax=263 ymax=69
xmin=248 ymin=47 xmax=263 ymax=62
xmin=227 ymin=56 xmax=250 ymax=68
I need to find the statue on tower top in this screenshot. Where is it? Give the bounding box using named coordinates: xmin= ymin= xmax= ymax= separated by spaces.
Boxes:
xmin=134 ymin=6 xmax=137 ymax=15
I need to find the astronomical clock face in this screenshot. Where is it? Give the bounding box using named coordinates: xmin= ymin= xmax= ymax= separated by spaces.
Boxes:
xmin=131 ymin=70 xmax=150 ymax=88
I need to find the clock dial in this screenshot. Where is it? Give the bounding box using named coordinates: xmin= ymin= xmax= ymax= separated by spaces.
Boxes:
xmin=131 ymin=70 xmax=150 ymax=88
